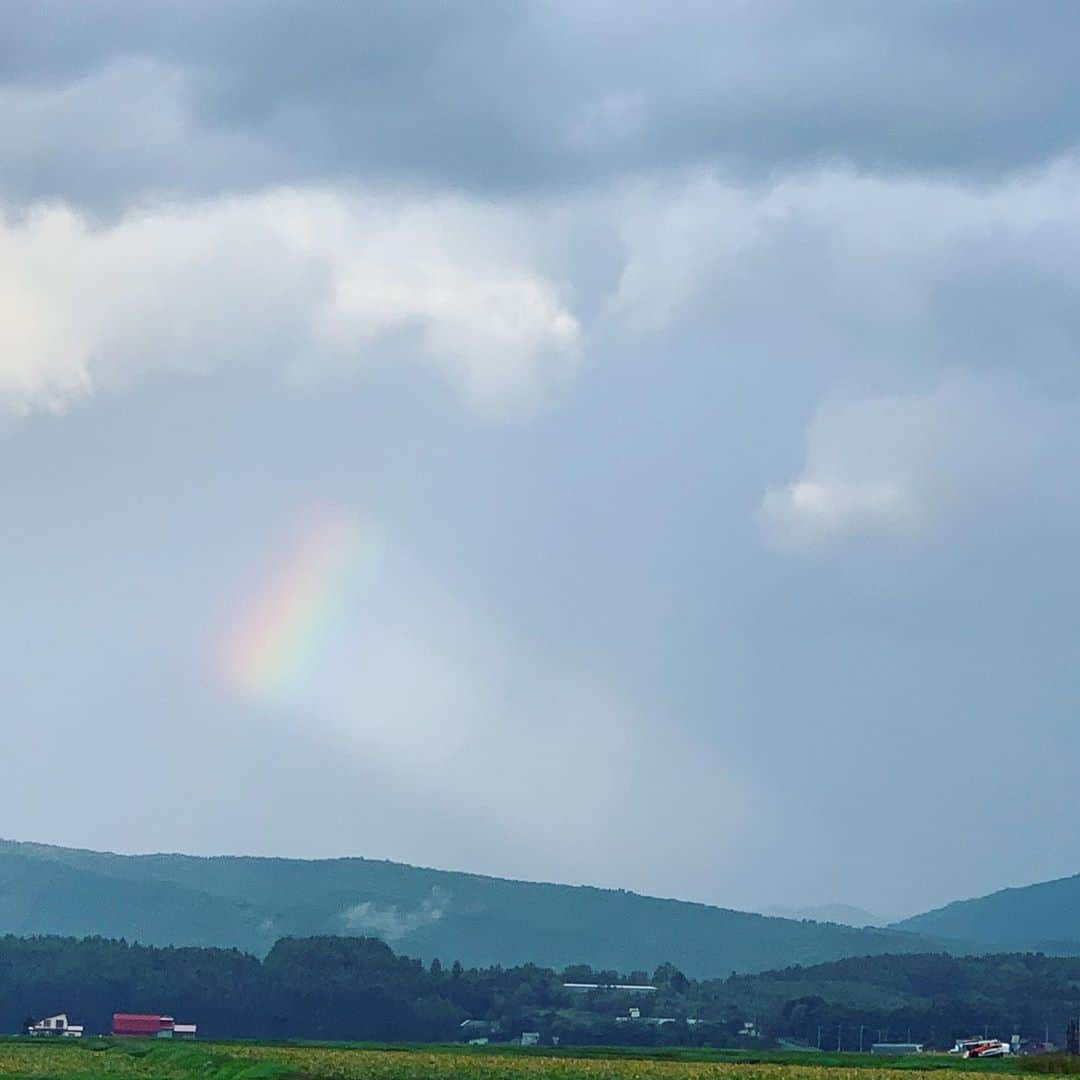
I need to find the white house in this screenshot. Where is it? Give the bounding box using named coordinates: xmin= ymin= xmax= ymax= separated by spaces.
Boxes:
xmin=28 ymin=1014 xmax=84 ymax=1038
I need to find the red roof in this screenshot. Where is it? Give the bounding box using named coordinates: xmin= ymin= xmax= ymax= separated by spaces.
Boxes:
xmin=112 ymin=1014 xmax=174 ymax=1035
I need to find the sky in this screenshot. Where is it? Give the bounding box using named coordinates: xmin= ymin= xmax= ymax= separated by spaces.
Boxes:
xmin=3 ymin=1 xmax=1080 ymax=922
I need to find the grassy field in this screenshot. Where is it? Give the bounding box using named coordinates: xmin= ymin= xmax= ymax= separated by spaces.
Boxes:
xmin=0 ymin=1040 xmax=1064 ymax=1080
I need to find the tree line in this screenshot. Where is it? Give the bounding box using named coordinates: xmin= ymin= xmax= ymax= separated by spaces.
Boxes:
xmin=3 ymin=934 xmax=1080 ymax=1048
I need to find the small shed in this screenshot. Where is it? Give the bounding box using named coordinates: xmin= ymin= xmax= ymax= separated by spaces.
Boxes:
xmin=872 ymin=1043 xmax=924 ymax=1055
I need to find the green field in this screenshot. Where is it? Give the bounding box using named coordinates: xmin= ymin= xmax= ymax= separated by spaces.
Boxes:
xmin=0 ymin=1041 xmax=1073 ymax=1080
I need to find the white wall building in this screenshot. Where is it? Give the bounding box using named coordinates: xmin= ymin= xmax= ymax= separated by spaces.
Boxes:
xmin=28 ymin=1014 xmax=84 ymax=1038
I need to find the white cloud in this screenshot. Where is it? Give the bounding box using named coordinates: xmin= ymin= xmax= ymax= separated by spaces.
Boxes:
xmin=761 ymin=478 xmax=916 ymax=550
xmin=760 ymin=376 xmax=1080 ymax=552
xmin=8 ymin=157 xmax=1080 ymax=422
xmin=0 ymin=189 xmax=581 ymax=416
xmin=341 ymin=887 xmax=449 ymax=942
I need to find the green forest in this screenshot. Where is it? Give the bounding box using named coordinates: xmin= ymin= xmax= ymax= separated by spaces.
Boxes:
xmin=5 ymin=935 xmax=1080 ymax=1049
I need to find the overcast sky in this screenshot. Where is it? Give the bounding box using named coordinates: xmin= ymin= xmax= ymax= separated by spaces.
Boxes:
xmin=4 ymin=1 xmax=1080 ymax=922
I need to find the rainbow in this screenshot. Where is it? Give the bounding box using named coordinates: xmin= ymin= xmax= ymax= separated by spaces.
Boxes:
xmin=220 ymin=510 xmax=379 ymax=702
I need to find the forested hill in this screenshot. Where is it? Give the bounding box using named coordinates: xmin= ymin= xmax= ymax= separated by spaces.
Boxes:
xmin=719 ymin=951 xmax=1080 ymax=1047
xmin=893 ymin=873 xmax=1080 ymax=954
xmin=0 ymin=839 xmax=943 ymax=977
xmin=3 ymin=934 xmax=1080 ymax=1048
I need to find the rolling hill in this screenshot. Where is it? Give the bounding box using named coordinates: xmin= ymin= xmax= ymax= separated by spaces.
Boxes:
xmin=893 ymin=871 xmax=1080 ymax=954
xmin=711 ymin=950 xmax=1080 ymax=1046
xmin=0 ymin=839 xmax=944 ymax=977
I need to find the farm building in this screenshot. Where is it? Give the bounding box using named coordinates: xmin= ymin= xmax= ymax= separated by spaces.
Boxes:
xmin=872 ymin=1043 xmax=924 ymax=1055
xmin=27 ymin=1014 xmax=83 ymax=1038
xmin=111 ymin=1014 xmax=197 ymax=1039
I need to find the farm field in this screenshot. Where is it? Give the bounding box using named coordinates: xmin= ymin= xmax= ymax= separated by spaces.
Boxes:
xmin=0 ymin=1041 xmax=1060 ymax=1080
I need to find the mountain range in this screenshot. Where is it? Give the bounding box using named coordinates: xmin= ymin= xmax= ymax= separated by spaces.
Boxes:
xmin=891 ymin=872 xmax=1080 ymax=954
xmin=0 ymin=839 xmax=1076 ymax=977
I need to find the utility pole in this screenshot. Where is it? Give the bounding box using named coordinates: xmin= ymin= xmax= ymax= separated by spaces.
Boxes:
xmin=817 ymin=1025 xmax=822 ymax=1050
xmin=860 ymin=1025 xmax=866 ymax=1053
xmin=1067 ymin=1017 xmax=1080 ymax=1055
xmin=837 ymin=1024 xmax=842 ymax=1052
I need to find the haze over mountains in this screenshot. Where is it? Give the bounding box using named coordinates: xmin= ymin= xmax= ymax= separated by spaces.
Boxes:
xmin=2 ymin=840 xmax=1077 ymax=977
xmin=762 ymin=904 xmax=891 ymax=929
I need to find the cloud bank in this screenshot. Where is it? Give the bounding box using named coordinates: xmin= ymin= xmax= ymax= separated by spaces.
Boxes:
xmin=6 ymin=3 xmax=1080 ymax=211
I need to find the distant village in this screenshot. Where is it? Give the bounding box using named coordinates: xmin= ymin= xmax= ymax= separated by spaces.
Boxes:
xmin=459 ymin=984 xmax=1061 ymax=1056
xmin=16 ymin=983 xmax=1080 ymax=1057
xmin=20 ymin=1001 xmax=1074 ymax=1057
xmin=26 ymin=1013 xmax=197 ymax=1039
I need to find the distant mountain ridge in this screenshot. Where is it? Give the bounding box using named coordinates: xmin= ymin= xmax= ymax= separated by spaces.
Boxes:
xmin=892 ymin=871 xmax=1080 ymax=953
xmin=763 ymin=904 xmax=888 ymax=928
xmin=0 ymin=839 xmax=945 ymax=977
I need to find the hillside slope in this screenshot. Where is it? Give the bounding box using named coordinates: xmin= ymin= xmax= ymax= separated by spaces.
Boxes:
xmin=715 ymin=950 xmax=1080 ymax=1045
xmin=0 ymin=839 xmax=945 ymax=977
xmin=893 ymin=872 xmax=1080 ymax=953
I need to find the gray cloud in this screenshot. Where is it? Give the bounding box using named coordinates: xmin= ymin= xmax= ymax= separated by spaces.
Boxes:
xmin=4 ymin=2 xmax=1080 ymax=211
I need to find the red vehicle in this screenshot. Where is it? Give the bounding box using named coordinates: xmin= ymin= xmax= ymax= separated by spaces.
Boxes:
xmin=951 ymin=1038 xmax=1011 ymax=1058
